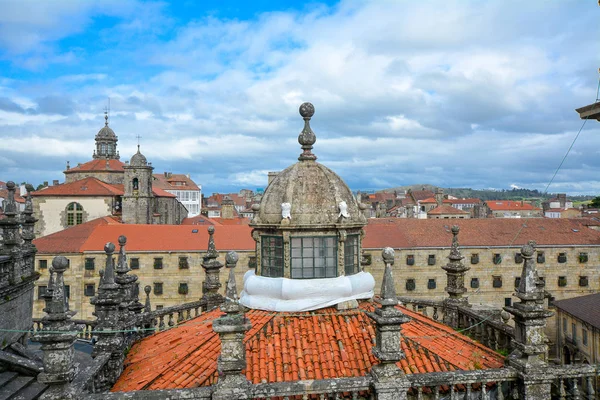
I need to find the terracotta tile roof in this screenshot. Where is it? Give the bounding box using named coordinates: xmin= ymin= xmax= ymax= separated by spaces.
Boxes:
xmin=206 ymin=193 xmax=247 ymax=208
xmin=153 ymin=174 xmax=200 ymax=191
xmin=485 ymin=201 xmax=540 ymax=211
xmin=33 ymin=217 xmax=119 ymax=253
xmin=553 ymin=293 xmax=600 ymax=329
xmin=112 ymin=302 xmax=503 ymax=392
xmin=410 ymin=190 xmax=435 ymax=202
xmin=427 ymin=205 xmax=469 ymax=215
xmin=151 ymin=187 xmax=177 ymax=198
xmin=34 ymin=222 xmax=254 ymax=254
xmin=31 ymin=177 xmax=123 ymax=197
xmin=362 ymin=218 xmax=600 ymax=249
xmin=181 ymin=215 xmax=222 ymax=226
xmin=65 ymin=159 xmax=125 ymax=173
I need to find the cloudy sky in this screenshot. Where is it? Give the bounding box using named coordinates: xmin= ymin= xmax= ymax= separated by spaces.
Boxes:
xmin=1 ymin=0 xmax=599 ymax=195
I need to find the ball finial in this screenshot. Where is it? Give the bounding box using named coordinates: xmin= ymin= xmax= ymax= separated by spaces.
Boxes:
xmin=104 ymin=242 xmax=115 ymax=254
xmin=52 ymin=256 xmax=69 ymax=272
xmin=521 ymin=244 xmax=534 ymax=257
xmin=207 ymin=225 xmax=215 ymax=235
xmin=451 ymin=225 xmax=460 ymax=234
xmin=299 ymin=102 xmax=314 ymax=119
xmin=382 ymin=247 xmax=395 ymax=264
xmin=144 ymin=285 xmax=151 ymax=295
xmin=118 ymin=235 xmax=127 ymax=246
xmin=226 ymin=251 xmax=239 ymax=266
xmin=6 ymin=181 xmax=15 ymax=190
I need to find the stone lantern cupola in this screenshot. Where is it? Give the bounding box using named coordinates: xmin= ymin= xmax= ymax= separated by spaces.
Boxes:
xmin=93 ymin=112 xmax=120 ymax=160
xmin=241 ymin=103 xmax=374 ymax=312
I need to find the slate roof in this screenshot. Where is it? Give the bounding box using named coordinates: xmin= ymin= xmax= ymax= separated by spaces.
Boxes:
xmin=64 ymin=159 xmax=125 ymax=173
xmin=553 ymin=292 xmax=600 ymax=329
xmin=111 ymin=302 xmax=503 ymax=392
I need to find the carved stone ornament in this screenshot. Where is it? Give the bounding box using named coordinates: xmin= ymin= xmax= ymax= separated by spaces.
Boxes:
xmin=338 ymin=201 xmax=350 ymax=219
xmin=281 ymin=202 xmax=291 ymax=219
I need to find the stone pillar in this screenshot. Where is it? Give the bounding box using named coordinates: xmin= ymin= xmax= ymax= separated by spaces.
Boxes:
xmin=201 ymin=226 xmax=224 ymax=311
xmin=34 ymin=256 xmax=80 ymax=400
xmin=90 ymin=242 xmax=125 ymax=390
xmin=442 ymin=226 xmax=470 ymax=328
xmin=114 ymin=236 xmax=143 ymax=324
xmin=0 ymin=181 xmax=22 ymax=283
xmin=20 ymin=184 xmax=37 ymax=276
xmin=213 ymin=251 xmax=252 ymax=400
xmin=504 ymin=242 xmax=554 ymax=399
xmin=367 ymin=248 xmax=411 ymax=400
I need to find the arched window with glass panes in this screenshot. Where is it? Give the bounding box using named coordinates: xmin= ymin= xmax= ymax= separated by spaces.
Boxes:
xmin=66 ymin=202 xmax=84 ymax=226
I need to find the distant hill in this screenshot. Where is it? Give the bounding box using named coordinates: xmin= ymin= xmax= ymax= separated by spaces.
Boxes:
xmin=377 ymin=185 xmax=594 ymax=202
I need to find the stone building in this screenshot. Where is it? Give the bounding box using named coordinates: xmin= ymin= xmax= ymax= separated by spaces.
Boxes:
xmin=484 ymin=200 xmax=543 ymax=218
xmin=153 ymin=172 xmax=202 ymax=217
xmin=32 ymin=115 xmax=188 ymax=237
xmin=553 ymin=292 xmax=600 ymax=365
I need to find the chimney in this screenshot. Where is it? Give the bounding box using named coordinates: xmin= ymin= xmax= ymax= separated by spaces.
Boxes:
xmin=164 ymin=172 xmax=168 ymax=177
xmin=43 ymin=181 xmax=48 ymax=187
xmin=435 ymin=188 xmax=444 ymax=206
xmin=53 ymin=180 xmax=59 ymax=186
xmin=221 ymin=198 xmax=235 ymax=219
xmin=268 ymin=171 xmax=279 ymax=185
xmin=66 ymin=161 xmax=70 ymax=170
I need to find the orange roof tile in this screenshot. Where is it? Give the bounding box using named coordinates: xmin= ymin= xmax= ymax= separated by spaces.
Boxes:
xmin=34 ymin=222 xmax=254 ymax=254
xmin=31 ymin=177 xmax=123 ymax=197
xmin=485 ymin=200 xmax=540 ymax=211
xmin=33 ymin=217 xmax=120 ymax=253
xmin=363 ymin=218 xmax=600 ymax=248
xmin=65 ymin=159 xmax=125 ymax=173
xmin=111 ymin=302 xmax=503 ymax=392
xmin=152 ymin=187 xmax=177 ymax=198
xmin=153 ymin=174 xmax=200 ymax=191
xmin=427 ymin=205 xmax=469 ymax=215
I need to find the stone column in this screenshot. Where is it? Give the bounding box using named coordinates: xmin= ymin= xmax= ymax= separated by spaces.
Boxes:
xmin=34 ymin=256 xmax=80 ymax=400
xmin=201 ymin=226 xmax=224 ymax=311
xmin=0 ymin=181 xmax=22 ymax=283
xmin=90 ymin=242 xmax=125 ymax=391
xmin=367 ymin=248 xmax=411 ymax=400
xmin=442 ymin=226 xmax=470 ymax=329
xmin=114 ymin=236 xmax=143 ymax=328
xmin=213 ymin=251 xmax=252 ymax=400
xmin=504 ymin=242 xmax=554 ymax=399
xmin=20 ymin=184 xmax=37 ymax=276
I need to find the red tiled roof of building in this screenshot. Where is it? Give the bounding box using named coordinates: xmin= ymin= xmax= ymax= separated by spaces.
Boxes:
xmin=152 ymin=173 xmax=200 ymax=191
xmin=0 ymin=188 xmax=25 ymax=203
xmin=362 ymin=218 xmax=600 ymax=249
xmin=485 ymin=201 xmax=540 ymax=211
xmin=181 ymin=215 xmax=222 ymax=226
xmin=64 ymin=159 xmax=125 ymax=173
xmin=151 ymin=187 xmax=177 ymax=198
xmin=31 ymin=177 xmax=123 ymax=197
xmin=427 ymin=205 xmax=469 ymax=215
xmin=207 ymin=193 xmax=247 ymax=208
xmin=34 ymin=222 xmax=254 ymax=254
xmin=410 ymin=190 xmax=435 ymax=202
xmin=111 ymin=302 xmax=503 ymax=392
xmin=33 ymin=217 xmax=119 ymax=253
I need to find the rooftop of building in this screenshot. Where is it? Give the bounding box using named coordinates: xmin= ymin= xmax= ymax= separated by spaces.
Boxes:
xmin=485 ymin=200 xmax=541 ymax=211
xmin=553 ymin=292 xmax=600 ymax=329
xmin=34 ymin=217 xmax=600 ymax=254
xmin=427 ymin=204 xmax=469 ymax=215
xmin=153 ymin=173 xmax=200 ymax=191
xmin=64 ymin=159 xmax=125 ymax=174
xmin=30 ymin=177 xmax=176 ymax=198
xmin=111 ymin=301 xmax=503 ymax=392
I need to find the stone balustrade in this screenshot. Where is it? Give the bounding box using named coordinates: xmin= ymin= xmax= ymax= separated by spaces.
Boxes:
xmin=32 ymin=317 xmax=96 ymax=340
xmin=144 ymin=299 xmax=205 ymax=332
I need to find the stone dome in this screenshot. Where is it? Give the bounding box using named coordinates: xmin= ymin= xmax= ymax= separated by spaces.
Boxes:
xmin=254 ymin=102 xmax=365 ymax=227
xmin=96 ymin=114 xmax=117 ymax=140
xmin=256 ymin=161 xmax=365 ymax=226
xmin=130 ymin=146 xmax=148 ymax=167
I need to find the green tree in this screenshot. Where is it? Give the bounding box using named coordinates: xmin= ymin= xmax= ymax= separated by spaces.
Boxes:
xmin=590 ymin=196 xmax=600 ymax=208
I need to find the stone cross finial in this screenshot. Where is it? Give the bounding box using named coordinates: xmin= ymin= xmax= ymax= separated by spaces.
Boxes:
xmin=35 ymin=256 xmax=80 ymax=392
xmin=442 ymin=225 xmax=470 ymax=328
xmin=201 ymin=226 xmax=224 ymax=311
xmin=504 ymin=241 xmax=554 ymax=397
xmin=212 ymin=251 xmax=252 ymax=400
xmin=298 ymin=102 xmax=317 ymax=161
